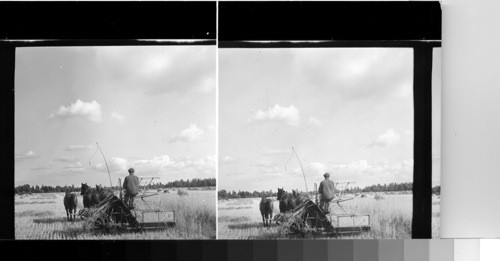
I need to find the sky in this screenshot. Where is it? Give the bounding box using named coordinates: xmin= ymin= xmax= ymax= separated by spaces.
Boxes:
xmin=15 ymin=46 xmax=215 ymax=187
xmin=219 ymin=47 xmax=441 ymax=192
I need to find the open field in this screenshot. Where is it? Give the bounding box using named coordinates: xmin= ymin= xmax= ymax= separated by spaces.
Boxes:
xmin=15 ymin=190 xmax=216 ymax=239
xmin=218 ymin=193 xmax=440 ymax=239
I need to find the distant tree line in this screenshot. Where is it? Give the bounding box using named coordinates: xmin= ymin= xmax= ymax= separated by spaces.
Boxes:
xmin=14 ymin=178 xmax=216 ymax=194
xmin=162 ymin=178 xmax=216 ymax=188
xmin=218 ymin=190 xmax=277 ymax=199
xmin=218 ymin=182 xmax=441 ymax=199
xmin=343 ymin=182 xmax=413 ymax=194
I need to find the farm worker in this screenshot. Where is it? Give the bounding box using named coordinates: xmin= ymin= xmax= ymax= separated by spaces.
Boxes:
xmin=123 ymin=168 xmax=140 ymax=209
xmin=318 ymin=172 xmax=335 ymax=213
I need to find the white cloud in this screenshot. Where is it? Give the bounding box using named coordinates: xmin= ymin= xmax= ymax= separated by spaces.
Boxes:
xmin=15 ymin=150 xmax=39 ymax=162
xmin=293 ymin=48 xmax=413 ymax=102
xmin=53 ymin=156 xmax=79 ymax=163
xmin=308 ymin=116 xmax=323 ymax=127
xmin=95 ymin=157 xmax=128 ymax=173
xmin=329 ymin=159 xmax=413 ymax=181
xmin=138 ymin=55 xmax=170 ymax=76
xmin=332 ymin=160 xmax=371 ymax=172
xmin=110 ymin=111 xmax=126 ymax=123
xmin=368 ymin=129 xmax=401 ymax=147
xmin=50 ymin=99 xmax=102 ymax=122
xmin=131 ymin=154 xmax=215 ymax=178
xmin=299 ymin=159 xmax=414 ymax=185
xmin=65 ymin=145 xmax=92 ymax=151
xmin=93 ymin=46 xmax=215 ymax=95
xmin=88 ymin=154 xmax=215 ymax=179
xmin=249 ymin=104 xmax=300 ymax=127
xmin=221 ymin=156 xmax=236 ymax=164
xmin=132 ymin=155 xmax=171 ymax=173
xmin=310 ymin=162 xmax=326 ymax=174
xmin=168 ymin=124 xmax=205 ymax=143
xmin=197 ymin=76 xmax=216 ymax=93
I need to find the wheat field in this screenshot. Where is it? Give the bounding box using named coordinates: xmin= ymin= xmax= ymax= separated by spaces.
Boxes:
xmin=217 ymin=193 xmax=440 ymax=239
xmin=15 ymin=190 xmax=216 ymax=239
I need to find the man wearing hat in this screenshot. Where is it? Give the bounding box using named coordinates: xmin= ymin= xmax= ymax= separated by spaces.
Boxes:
xmin=123 ymin=168 xmax=140 ymax=209
xmin=318 ymin=172 xmax=335 ymax=213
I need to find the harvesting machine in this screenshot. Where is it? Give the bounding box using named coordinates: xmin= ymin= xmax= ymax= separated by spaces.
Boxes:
xmin=274 ymin=182 xmax=371 ymax=237
xmin=82 ymin=177 xmax=176 ymax=232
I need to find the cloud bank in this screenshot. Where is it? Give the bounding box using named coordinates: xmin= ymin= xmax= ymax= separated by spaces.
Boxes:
xmin=368 ymin=129 xmax=401 ymax=147
xmin=15 ymin=151 xmax=39 ymax=162
xmin=111 ymin=112 xmax=126 ymax=123
xmin=249 ymin=104 xmax=300 ymax=127
xmin=168 ymin=124 xmax=205 ymax=143
xmin=65 ymin=145 xmax=93 ymax=151
xmin=50 ymin=99 xmax=102 ymax=122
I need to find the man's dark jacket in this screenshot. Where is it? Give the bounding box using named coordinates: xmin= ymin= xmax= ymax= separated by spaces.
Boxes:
xmin=123 ymin=174 xmax=140 ymax=195
xmin=318 ymin=179 xmax=335 ymax=201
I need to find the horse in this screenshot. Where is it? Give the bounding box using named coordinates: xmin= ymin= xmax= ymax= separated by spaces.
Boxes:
xmin=259 ymin=195 xmax=274 ymax=227
xmin=80 ymin=183 xmax=101 ymax=208
xmin=292 ymin=189 xmax=310 ymax=206
xmin=95 ymin=184 xmax=114 ymax=201
xmin=63 ymin=191 xmax=78 ymax=221
xmin=277 ymin=188 xmax=297 ymax=213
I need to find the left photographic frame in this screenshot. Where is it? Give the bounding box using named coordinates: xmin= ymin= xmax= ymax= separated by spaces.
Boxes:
xmin=2 ymin=1 xmax=217 ymax=240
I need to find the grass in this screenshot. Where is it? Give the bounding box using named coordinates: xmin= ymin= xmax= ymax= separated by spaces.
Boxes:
xmin=218 ymin=193 xmax=440 ymax=239
xmin=15 ymin=191 xmax=216 ymax=239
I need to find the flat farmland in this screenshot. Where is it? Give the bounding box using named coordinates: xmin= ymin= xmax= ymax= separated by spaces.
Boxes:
xmin=218 ymin=193 xmax=440 ymax=239
xmin=15 ymin=190 xmax=216 ymax=239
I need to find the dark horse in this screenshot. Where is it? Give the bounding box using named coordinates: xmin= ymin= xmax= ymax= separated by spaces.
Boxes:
xmin=95 ymin=184 xmax=114 ymax=201
xmin=259 ymin=195 xmax=274 ymax=227
xmin=277 ymin=188 xmax=297 ymax=213
xmin=63 ymin=191 xmax=78 ymax=221
xmin=292 ymin=189 xmax=310 ymax=206
xmin=80 ymin=183 xmax=101 ymax=208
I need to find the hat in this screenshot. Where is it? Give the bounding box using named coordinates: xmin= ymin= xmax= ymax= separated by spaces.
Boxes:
xmin=128 ymin=168 xmax=135 ymax=173
xmin=323 ymin=172 xmax=330 ymax=178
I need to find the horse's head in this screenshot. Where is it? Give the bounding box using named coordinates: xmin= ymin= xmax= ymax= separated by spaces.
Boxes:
xmin=292 ymin=189 xmax=299 ymax=197
xmin=277 ymin=188 xmax=285 ymax=200
xmin=96 ymin=184 xmax=103 ymax=192
xmin=80 ymin=183 xmax=89 ymax=195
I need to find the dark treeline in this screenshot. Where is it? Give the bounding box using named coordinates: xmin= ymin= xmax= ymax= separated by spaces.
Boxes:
xmin=14 ymin=178 xmax=216 ymax=194
xmin=218 ymin=183 xmax=442 ymax=199
xmin=343 ymin=182 xmax=413 ymax=194
xmin=218 ymin=190 xmax=277 ymax=199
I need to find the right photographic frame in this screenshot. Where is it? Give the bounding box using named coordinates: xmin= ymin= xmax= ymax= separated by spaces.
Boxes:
xmin=217 ymin=2 xmax=441 ymax=239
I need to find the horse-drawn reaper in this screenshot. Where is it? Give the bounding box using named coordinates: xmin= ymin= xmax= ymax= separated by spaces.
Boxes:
xmin=79 ymin=177 xmax=176 ymax=232
xmin=272 ymin=147 xmax=370 ymax=237
xmin=274 ymin=182 xmax=371 ymax=237
xmin=79 ymin=142 xmax=176 ymax=232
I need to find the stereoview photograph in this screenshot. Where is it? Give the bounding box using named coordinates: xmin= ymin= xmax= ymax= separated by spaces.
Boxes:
xmin=218 ymin=47 xmax=441 ymax=239
xmin=14 ymin=45 xmax=216 ymax=239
